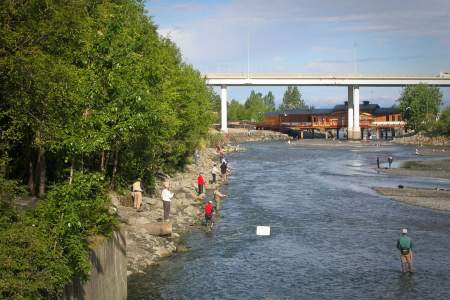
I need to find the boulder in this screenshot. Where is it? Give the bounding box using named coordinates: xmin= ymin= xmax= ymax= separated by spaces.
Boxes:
xmin=142 ymin=222 xmax=172 ymax=236
xmin=183 ymin=205 xmax=199 ymax=217
xmin=135 ymin=217 xmax=150 ymax=225
xmin=154 ymin=246 xmax=172 ymax=258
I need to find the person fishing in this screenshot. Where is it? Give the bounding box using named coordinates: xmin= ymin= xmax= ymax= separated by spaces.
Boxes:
xmin=397 ymin=228 xmax=414 ymax=273
xmin=132 ymin=178 xmax=144 ymax=210
xmin=204 ymin=200 xmax=215 ymax=229
xmin=213 ymin=186 xmax=227 ymax=215
xmin=211 ymin=163 xmax=219 ymax=184
xmin=220 ymin=158 xmax=228 ymax=181
xmin=197 ymin=173 xmax=205 ymax=195
xmin=388 ymin=155 xmax=393 ymax=168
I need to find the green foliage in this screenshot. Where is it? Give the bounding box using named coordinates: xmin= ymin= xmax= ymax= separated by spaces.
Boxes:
xmin=35 ymin=172 xmax=116 ymax=276
xmin=0 ymin=177 xmax=20 ymax=227
xmin=434 ymin=106 xmax=450 ymax=136
xmin=263 ymin=91 xmax=276 ymax=111
xmin=0 ymin=217 xmax=72 ymax=300
xmin=0 ymin=172 xmax=116 ymax=299
xmin=0 ymin=0 xmax=215 ymax=295
xmin=398 ymin=84 xmax=443 ymax=132
xmin=205 ymin=132 xmax=227 ymax=148
xmin=227 ymin=90 xmax=276 ymax=122
xmin=228 ymin=99 xmax=247 ymax=121
xmin=279 ymin=86 xmax=306 ymax=111
xmin=0 ymin=0 xmax=214 ymax=192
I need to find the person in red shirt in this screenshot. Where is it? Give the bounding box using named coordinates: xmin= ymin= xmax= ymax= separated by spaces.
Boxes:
xmin=197 ymin=173 xmax=205 ymax=195
xmin=204 ymin=200 xmax=214 ymax=226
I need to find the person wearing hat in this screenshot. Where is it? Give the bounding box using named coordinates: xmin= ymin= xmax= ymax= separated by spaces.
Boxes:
xmin=204 ymin=200 xmax=215 ymax=227
xmin=397 ymin=228 xmax=414 ymax=273
xmin=132 ymin=178 xmax=144 ymax=210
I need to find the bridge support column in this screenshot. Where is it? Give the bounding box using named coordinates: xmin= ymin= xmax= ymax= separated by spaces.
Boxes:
xmin=347 ymin=86 xmax=354 ymax=139
xmin=352 ymin=85 xmax=361 ymax=140
xmin=220 ymin=85 xmax=228 ymax=132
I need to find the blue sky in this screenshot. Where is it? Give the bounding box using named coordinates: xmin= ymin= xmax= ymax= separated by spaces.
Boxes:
xmin=146 ymin=0 xmax=450 ymax=108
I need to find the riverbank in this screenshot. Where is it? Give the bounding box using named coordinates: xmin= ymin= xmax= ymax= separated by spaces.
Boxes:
xmin=224 ymin=128 xmax=289 ymax=143
xmin=382 ymin=159 xmax=450 ymax=180
xmin=114 ymin=147 xmax=216 ymax=275
xmin=393 ymin=133 xmax=450 ymax=146
xmin=374 ymin=186 xmax=450 ymax=212
xmin=115 ymin=130 xmax=288 ymax=275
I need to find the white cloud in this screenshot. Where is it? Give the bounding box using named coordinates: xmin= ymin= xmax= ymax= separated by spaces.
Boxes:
xmin=152 ymin=0 xmax=450 ymax=75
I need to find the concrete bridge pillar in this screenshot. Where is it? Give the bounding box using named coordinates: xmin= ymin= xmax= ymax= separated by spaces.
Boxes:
xmin=220 ymin=85 xmax=228 ymax=132
xmin=347 ymin=85 xmax=361 ymax=140
xmin=347 ymin=86 xmax=354 ymax=139
xmin=352 ymin=85 xmax=361 ymax=140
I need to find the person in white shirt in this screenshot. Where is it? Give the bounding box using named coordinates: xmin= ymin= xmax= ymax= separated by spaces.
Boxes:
xmin=161 ymin=181 xmax=174 ymax=221
xmin=211 ymin=163 xmax=219 ymax=184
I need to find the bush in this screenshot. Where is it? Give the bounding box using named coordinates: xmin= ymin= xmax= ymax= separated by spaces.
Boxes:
xmin=0 ymin=172 xmax=117 ymax=299
xmin=435 ymin=106 xmax=450 ymax=136
xmin=0 ymin=218 xmax=71 ymax=299
xmin=34 ymin=172 xmax=117 ymax=277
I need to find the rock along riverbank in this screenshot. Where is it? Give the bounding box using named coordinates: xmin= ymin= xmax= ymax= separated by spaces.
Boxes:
xmin=112 ymin=129 xmax=288 ymax=276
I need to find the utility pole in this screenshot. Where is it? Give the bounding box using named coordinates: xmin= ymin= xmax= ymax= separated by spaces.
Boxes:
xmin=247 ymin=32 xmax=250 ymax=79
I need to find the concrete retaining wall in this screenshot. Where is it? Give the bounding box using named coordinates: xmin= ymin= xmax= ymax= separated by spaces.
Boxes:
xmin=63 ymin=229 xmax=127 ymax=300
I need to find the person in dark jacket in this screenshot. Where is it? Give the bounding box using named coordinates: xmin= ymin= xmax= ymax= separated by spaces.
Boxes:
xmin=388 ymin=156 xmax=393 ymax=168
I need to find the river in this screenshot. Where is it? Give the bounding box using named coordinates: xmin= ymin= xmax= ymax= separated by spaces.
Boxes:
xmin=128 ymin=141 xmax=450 ymax=299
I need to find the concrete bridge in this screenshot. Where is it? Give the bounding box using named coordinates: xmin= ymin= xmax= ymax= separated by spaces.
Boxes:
xmin=205 ymin=74 xmax=450 ymax=139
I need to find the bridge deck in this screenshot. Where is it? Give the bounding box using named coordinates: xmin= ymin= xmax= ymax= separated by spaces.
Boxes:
xmin=206 ymin=74 xmax=450 ymax=87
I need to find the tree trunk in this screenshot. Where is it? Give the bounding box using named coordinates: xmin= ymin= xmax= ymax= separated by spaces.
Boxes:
xmin=100 ymin=150 xmax=105 ymax=172
xmin=69 ymin=158 xmax=75 ymax=184
xmin=28 ymin=160 xmax=35 ymax=196
xmin=110 ymin=148 xmax=119 ymax=189
xmin=104 ymin=151 xmax=110 ymax=175
xmin=37 ymin=147 xmax=46 ymax=197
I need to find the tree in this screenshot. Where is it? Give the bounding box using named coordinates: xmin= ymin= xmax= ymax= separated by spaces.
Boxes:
xmin=228 ymin=99 xmax=246 ymax=121
xmin=435 ymin=106 xmax=450 ymax=136
xmin=244 ymin=91 xmax=271 ymax=121
xmin=398 ymin=84 xmax=443 ymax=132
xmin=263 ymin=91 xmax=276 ymax=111
xmin=279 ymin=86 xmax=306 ymax=111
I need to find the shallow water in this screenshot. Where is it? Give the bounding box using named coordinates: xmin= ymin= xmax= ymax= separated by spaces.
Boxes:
xmin=128 ymin=142 xmax=450 ymax=300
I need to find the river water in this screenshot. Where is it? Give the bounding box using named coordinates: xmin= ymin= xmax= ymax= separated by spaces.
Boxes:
xmin=129 ymin=142 xmax=450 ymax=300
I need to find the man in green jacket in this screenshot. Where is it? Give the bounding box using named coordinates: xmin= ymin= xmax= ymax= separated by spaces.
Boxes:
xmin=397 ymin=228 xmax=414 ymax=273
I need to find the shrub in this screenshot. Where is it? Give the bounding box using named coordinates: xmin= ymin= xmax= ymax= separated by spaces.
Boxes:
xmin=0 ymin=172 xmax=117 ymax=299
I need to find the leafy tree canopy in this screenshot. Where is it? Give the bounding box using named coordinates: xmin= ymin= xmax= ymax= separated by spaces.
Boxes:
xmin=279 ymin=86 xmax=307 ymax=112
xmin=398 ymin=84 xmax=443 ymax=132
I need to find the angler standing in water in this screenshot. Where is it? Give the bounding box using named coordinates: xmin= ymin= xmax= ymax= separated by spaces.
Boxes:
xmin=397 ymin=228 xmax=414 ymax=274
xmin=213 ymin=186 xmax=227 ymax=215
xmin=388 ymin=155 xmax=393 ymax=168
xmin=220 ymin=158 xmax=228 ymax=181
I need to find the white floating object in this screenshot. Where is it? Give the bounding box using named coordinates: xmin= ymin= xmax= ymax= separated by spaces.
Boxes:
xmin=256 ymin=226 xmax=271 ymax=236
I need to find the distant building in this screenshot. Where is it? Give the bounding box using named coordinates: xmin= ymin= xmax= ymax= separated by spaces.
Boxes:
xmin=258 ymin=101 xmax=405 ymax=139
